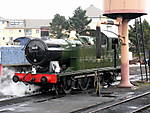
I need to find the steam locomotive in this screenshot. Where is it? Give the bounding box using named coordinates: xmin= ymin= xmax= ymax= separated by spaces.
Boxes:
xmin=12 ymin=27 xmax=120 ymax=93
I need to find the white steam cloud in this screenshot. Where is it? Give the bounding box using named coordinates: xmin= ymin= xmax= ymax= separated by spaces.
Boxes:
xmin=0 ymin=68 xmax=39 ymax=97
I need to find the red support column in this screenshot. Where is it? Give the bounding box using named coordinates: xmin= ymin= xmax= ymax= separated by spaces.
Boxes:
xmin=0 ymin=64 xmax=3 ymax=76
xmin=118 ymin=19 xmax=133 ymax=87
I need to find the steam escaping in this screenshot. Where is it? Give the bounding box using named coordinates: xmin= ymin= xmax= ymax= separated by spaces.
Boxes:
xmin=0 ymin=67 xmax=39 ymax=97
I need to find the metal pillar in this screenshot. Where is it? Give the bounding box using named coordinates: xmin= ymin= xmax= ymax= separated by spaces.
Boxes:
xmin=118 ymin=19 xmax=133 ymax=87
xmin=0 ymin=64 xmax=3 ymax=76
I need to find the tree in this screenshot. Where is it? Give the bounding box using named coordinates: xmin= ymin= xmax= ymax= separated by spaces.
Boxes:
xmin=50 ymin=14 xmax=69 ymax=38
xmin=142 ymin=20 xmax=150 ymax=50
xmin=129 ymin=20 xmax=150 ymax=57
xmin=129 ymin=19 xmax=150 ymax=56
xmin=49 ymin=7 xmax=92 ymax=38
xmin=69 ymin=7 xmax=92 ymax=33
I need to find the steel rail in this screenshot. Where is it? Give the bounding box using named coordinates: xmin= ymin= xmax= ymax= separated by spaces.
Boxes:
xmin=131 ymin=104 xmax=150 ymax=113
xmin=89 ymin=91 xmax=150 ymax=113
xmin=0 ymin=92 xmax=64 ymax=108
xmin=71 ymin=91 xmax=150 ymax=113
xmin=0 ymin=93 xmax=43 ymax=107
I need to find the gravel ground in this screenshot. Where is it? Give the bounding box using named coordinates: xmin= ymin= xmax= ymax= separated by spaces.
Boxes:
xmin=129 ymin=64 xmax=150 ymax=75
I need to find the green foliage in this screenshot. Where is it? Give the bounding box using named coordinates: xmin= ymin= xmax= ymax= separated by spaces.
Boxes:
xmin=129 ymin=19 xmax=150 ymax=52
xmin=69 ymin=7 xmax=92 ymax=33
xmin=50 ymin=14 xmax=69 ymax=38
xmin=49 ymin=7 xmax=92 ymax=37
xmin=142 ymin=20 xmax=150 ymax=50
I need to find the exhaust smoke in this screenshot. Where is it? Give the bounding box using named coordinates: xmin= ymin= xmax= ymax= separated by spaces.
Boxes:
xmin=0 ymin=68 xmax=39 ymax=97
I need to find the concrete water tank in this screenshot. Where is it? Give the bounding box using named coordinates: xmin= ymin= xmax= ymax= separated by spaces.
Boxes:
xmin=103 ymin=0 xmax=147 ymax=19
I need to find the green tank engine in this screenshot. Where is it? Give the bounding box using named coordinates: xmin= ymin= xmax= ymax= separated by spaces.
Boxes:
xmin=12 ymin=28 xmax=120 ymax=93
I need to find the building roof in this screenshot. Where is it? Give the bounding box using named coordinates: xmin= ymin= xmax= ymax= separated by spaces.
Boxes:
xmin=25 ymin=19 xmax=51 ymax=28
xmin=86 ymin=5 xmax=102 ymax=18
xmin=6 ymin=19 xmax=52 ymax=29
xmin=0 ymin=16 xmax=7 ymax=21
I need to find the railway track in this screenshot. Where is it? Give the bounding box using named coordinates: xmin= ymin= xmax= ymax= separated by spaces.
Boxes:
xmin=71 ymin=91 xmax=150 ymax=113
xmin=0 ymin=88 xmax=94 ymax=111
xmin=0 ymin=92 xmax=64 ymax=108
xmin=131 ymin=104 xmax=150 ymax=113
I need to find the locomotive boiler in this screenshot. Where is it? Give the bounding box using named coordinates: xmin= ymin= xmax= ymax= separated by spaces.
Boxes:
xmin=12 ymin=28 xmax=120 ymax=93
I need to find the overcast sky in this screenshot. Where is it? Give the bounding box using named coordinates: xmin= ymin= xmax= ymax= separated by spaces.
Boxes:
xmin=0 ymin=0 xmax=102 ymax=19
xmin=0 ymin=0 xmax=149 ymax=22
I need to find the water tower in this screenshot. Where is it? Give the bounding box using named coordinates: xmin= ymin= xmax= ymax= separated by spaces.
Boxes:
xmin=103 ymin=0 xmax=147 ymax=87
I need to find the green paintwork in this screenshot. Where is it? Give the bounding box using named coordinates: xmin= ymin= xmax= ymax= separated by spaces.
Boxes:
xmin=59 ymin=31 xmax=120 ymax=72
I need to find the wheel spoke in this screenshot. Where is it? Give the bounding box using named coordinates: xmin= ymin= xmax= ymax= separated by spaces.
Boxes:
xmin=78 ymin=76 xmax=90 ymax=91
xmin=62 ymin=76 xmax=72 ymax=93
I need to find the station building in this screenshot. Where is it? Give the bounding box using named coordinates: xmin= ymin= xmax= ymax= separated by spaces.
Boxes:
xmin=0 ymin=18 xmax=51 ymax=45
xmin=0 ymin=5 xmax=118 ymax=46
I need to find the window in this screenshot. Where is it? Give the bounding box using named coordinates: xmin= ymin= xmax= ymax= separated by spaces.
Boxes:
xmin=19 ymin=30 xmax=21 ymax=32
xmin=10 ymin=37 xmax=13 ymax=40
xmin=3 ymin=37 xmax=5 ymax=40
xmin=36 ymin=29 xmax=39 ymax=33
xmin=0 ymin=21 xmax=4 ymax=24
xmin=2 ymin=21 xmax=5 ymax=24
xmin=101 ymin=34 xmax=107 ymax=45
xmin=10 ymin=20 xmax=24 ymax=25
xmin=0 ymin=21 xmax=5 ymax=24
xmin=25 ymin=29 xmax=32 ymax=35
xmin=106 ymin=25 xmax=112 ymax=31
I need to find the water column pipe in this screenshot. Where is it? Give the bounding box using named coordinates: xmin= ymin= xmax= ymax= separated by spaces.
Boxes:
xmin=117 ymin=18 xmax=133 ymax=87
xmin=103 ymin=0 xmax=147 ymax=87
